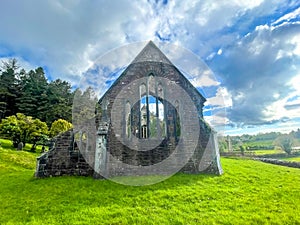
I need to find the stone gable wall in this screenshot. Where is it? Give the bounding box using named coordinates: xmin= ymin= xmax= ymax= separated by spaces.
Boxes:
xmin=98 ymin=61 xmax=222 ymax=176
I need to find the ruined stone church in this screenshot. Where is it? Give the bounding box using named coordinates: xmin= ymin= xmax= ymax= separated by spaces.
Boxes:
xmin=35 ymin=41 xmax=223 ymax=178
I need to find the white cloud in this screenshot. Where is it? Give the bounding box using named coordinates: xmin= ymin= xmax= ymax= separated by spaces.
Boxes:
xmin=290 ymin=34 xmax=300 ymax=55
xmin=204 ymin=114 xmax=229 ymax=134
xmin=204 ymin=87 xmax=232 ymax=133
xmin=0 ymin=0 xmax=286 ymax=85
xmin=0 ymin=0 xmax=160 ymax=83
xmin=272 ymin=6 xmax=300 ymax=25
xmin=206 ymin=87 xmax=232 ymax=108
xmin=1 ymin=0 xmax=300 ymax=135
xmin=217 ymin=49 xmax=223 ymax=55
xmin=210 ymin=18 xmax=300 ymax=126
xmin=190 ymin=70 xmax=220 ymax=87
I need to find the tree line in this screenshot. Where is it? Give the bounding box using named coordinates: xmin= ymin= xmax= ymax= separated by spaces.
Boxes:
xmin=0 ymin=59 xmax=76 ymax=151
xmin=219 ymin=129 xmax=300 ymax=155
xmin=0 ymin=58 xmax=74 ymax=125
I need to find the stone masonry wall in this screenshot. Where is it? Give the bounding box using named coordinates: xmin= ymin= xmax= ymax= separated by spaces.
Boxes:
xmin=254 ymin=158 xmax=300 ymax=169
xmin=35 ymin=130 xmax=94 ymax=178
xmin=35 ymin=42 xmax=223 ymax=178
xmin=98 ymin=61 xmax=222 ymax=176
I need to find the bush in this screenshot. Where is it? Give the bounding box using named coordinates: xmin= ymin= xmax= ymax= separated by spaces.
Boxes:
xmin=49 ymin=119 xmax=73 ymax=137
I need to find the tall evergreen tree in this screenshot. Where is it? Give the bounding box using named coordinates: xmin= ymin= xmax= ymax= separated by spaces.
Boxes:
xmin=1 ymin=58 xmax=75 ymax=125
xmin=45 ymin=79 xmax=74 ymax=125
xmin=0 ymin=59 xmax=20 ymax=119
xmin=17 ymin=67 xmax=48 ymax=121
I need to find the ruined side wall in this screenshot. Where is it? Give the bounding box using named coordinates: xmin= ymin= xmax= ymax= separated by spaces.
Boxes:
xmin=35 ymin=130 xmax=94 ymax=178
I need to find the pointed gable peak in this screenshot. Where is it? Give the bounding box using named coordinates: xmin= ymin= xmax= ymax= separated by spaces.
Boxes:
xmin=131 ymin=41 xmax=172 ymax=65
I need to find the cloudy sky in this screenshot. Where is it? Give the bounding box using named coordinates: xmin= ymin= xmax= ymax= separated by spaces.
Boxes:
xmin=1 ymin=0 xmax=300 ymax=135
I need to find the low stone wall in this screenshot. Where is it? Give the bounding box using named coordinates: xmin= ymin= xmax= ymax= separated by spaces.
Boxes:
xmin=254 ymin=158 xmax=300 ymax=169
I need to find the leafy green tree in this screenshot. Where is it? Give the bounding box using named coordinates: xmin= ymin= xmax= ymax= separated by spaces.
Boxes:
xmin=50 ymin=119 xmax=73 ymax=137
xmin=274 ymin=134 xmax=296 ymax=155
xmin=291 ymin=128 xmax=300 ymax=139
xmin=217 ymin=136 xmax=228 ymax=153
xmin=0 ymin=114 xmax=21 ymax=147
xmin=28 ymin=118 xmax=49 ymax=151
xmin=239 ymin=145 xmax=245 ymax=155
xmin=149 ymin=112 xmax=157 ymax=138
xmin=0 ymin=113 xmax=49 ymax=151
xmin=72 ymin=87 xmax=98 ymax=126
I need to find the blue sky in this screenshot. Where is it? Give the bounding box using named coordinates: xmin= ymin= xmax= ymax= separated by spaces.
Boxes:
xmin=1 ymin=0 xmax=300 ymax=136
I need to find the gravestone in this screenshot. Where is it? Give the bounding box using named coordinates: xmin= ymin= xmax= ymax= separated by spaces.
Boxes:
xmin=17 ymin=142 xmax=23 ymax=151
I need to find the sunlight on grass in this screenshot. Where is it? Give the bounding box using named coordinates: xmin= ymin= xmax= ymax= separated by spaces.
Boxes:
xmin=0 ymin=141 xmax=300 ymax=224
xmin=281 ymin=156 xmax=300 ymax=162
xmin=0 ymin=141 xmax=38 ymax=171
xmin=0 ymin=138 xmax=46 ymax=153
xmin=246 ymin=149 xmax=284 ymax=155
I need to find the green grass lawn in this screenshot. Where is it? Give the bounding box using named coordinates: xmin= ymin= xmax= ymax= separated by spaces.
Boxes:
xmin=245 ymin=149 xmax=285 ymax=155
xmin=243 ymin=140 xmax=275 ymax=147
xmin=0 ymin=138 xmax=46 ymax=154
xmin=0 ymin=139 xmax=39 ymax=171
xmin=281 ymin=156 xmax=300 ymax=162
xmin=1 ymin=140 xmax=300 ymax=224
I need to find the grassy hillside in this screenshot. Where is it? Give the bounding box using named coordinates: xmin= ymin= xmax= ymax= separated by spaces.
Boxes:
xmin=0 ymin=139 xmax=39 ymax=171
xmin=0 ymin=141 xmax=300 ymax=224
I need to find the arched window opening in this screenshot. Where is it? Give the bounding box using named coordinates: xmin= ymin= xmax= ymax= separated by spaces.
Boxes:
xmin=157 ymin=83 xmax=166 ymax=137
xmin=148 ymin=95 xmax=159 ymax=138
xmin=140 ymin=95 xmax=148 ymax=138
xmin=175 ymin=100 xmax=181 ymax=138
xmin=139 ymin=94 xmax=165 ymax=139
xmin=139 ymin=83 xmax=148 ymax=139
xmin=125 ymin=101 xmax=131 ymax=138
xmin=130 ymin=80 xmax=167 ymax=140
xmin=77 ymin=131 xmax=88 ymax=154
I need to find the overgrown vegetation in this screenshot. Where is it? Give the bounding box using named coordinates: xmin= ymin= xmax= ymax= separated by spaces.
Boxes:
xmin=0 ymin=140 xmax=300 ymax=224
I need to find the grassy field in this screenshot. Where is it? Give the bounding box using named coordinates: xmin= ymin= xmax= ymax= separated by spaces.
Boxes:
xmin=0 ymin=139 xmax=39 ymax=171
xmin=281 ymin=156 xmax=300 ymax=162
xmin=0 ymin=140 xmax=300 ymax=224
xmin=244 ymin=140 xmax=274 ymax=147
xmin=245 ymin=149 xmax=284 ymax=155
xmin=0 ymin=138 xmax=46 ymax=154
